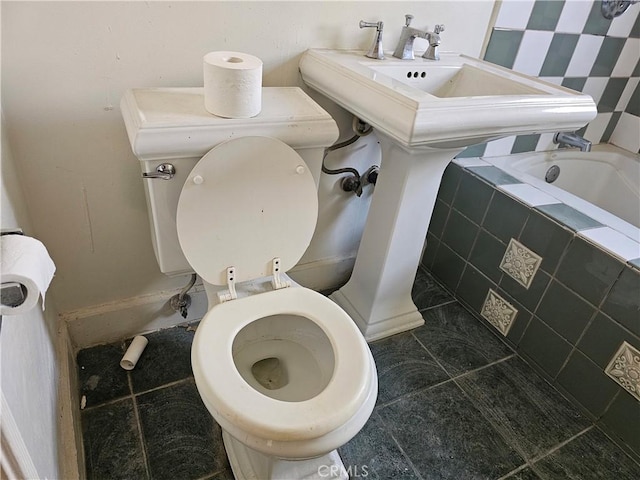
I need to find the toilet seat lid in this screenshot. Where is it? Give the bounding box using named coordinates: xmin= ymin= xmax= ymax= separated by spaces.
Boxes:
xmin=177 ymin=137 xmax=318 ymax=286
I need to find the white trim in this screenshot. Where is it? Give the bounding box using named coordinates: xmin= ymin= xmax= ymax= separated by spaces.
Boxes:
xmin=0 ymin=393 xmax=40 ymax=480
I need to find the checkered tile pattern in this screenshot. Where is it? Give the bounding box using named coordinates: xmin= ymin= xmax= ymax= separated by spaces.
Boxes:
xmin=458 ymin=0 xmax=640 ymax=158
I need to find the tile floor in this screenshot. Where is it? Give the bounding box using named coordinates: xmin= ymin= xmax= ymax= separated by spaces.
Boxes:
xmin=77 ymin=268 xmax=640 ymax=479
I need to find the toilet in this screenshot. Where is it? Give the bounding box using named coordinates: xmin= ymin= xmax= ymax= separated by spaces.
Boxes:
xmin=121 ymin=87 xmax=378 ymax=479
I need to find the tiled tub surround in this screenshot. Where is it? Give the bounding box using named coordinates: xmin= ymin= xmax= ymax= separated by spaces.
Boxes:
xmin=463 ymin=0 xmax=640 ymax=158
xmin=423 ymin=157 xmax=640 ymax=460
xmin=77 ymin=273 xmax=640 ymax=479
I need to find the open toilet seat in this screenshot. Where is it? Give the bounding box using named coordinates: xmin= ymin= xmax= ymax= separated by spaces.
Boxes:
xmin=191 ymin=286 xmax=373 ymax=442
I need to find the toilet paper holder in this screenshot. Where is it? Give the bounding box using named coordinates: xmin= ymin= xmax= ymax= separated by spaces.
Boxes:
xmin=0 ymin=229 xmax=26 ymax=308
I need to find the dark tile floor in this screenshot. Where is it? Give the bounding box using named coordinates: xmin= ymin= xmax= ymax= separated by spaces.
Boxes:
xmin=77 ymin=268 xmax=640 ymax=480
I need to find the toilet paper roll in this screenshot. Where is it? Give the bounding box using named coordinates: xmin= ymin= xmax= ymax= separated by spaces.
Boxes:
xmin=203 ymin=51 xmax=262 ymax=118
xmin=0 ymin=235 xmax=56 ymax=315
xmin=120 ymin=335 xmax=149 ymax=370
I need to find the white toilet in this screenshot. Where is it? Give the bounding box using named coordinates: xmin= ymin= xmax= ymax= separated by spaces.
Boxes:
xmin=121 ymin=88 xmax=378 ymax=479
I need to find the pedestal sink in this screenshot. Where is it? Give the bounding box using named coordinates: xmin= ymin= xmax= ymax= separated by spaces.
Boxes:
xmin=299 ymin=49 xmax=596 ymax=341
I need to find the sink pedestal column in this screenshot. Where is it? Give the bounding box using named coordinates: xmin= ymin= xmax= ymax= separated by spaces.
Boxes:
xmin=330 ymin=133 xmax=462 ymax=341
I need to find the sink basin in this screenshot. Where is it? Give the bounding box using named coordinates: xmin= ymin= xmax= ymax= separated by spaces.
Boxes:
xmin=300 ymin=49 xmax=596 ymax=148
xmin=299 ymin=49 xmax=596 ymax=342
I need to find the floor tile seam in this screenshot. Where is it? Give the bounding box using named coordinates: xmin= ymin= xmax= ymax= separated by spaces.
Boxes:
xmin=375 ymin=376 xmax=456 ymax=410
xmin=495 ymin=462 xmax=535 ymax=480
xmin=128 ymin=371 xmax=152 ymax=480
xmin=79 ymin=392 xmax=135 ymax=412
xmin=132 ymin=375 xmax=195 ymax=398
xmin=409 ymin=330 xmax=458 ymax=379
xmin=450 ymin=365 xmax=532 ymax=468
xmin=448 ymin=353 xmax=519 ymax=383
xmin=374 ymin=411 xmax=425 ymax=480
xmin=416 ymin=298 xmax=457 ymax=313
xmin=195 ymin=468 xmax=229 ymax=480
xmin=527 ymin=424 xmax=594 ymax=467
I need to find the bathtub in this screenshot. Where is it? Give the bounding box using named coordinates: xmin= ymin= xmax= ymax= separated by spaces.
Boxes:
xmin=454 ymin=144 xmax=640 ymax=261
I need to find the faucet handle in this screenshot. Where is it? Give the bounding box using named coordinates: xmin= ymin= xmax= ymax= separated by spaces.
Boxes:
xmin=434 ymin=24 xmax=445 ymax=34
xmin=404 ymin=14 xmax=414 ymax=27
xmin=359 ymin=20 xmax=383 ymax=31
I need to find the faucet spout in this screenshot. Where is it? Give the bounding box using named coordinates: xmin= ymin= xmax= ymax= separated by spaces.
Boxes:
xmin=553 ymin=132 xmax=592 ymax=152
xmin=392 ymin=14 xmax=430 ymax=60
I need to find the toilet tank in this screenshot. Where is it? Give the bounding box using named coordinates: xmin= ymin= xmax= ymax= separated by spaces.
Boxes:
xmin=120 ymin=87 xmax=339 ymax=276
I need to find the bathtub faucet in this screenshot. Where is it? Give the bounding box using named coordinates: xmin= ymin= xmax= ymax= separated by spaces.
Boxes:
xmin=553 ymin=132 xmax=592 ymax=152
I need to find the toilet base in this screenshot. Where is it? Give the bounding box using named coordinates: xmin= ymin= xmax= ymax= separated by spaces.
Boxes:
xmin=223 ymin=431 xmax=348 ymax=480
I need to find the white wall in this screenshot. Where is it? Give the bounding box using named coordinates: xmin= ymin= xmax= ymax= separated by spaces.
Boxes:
xmin=2 ymin=1 xmax=495 ymax=328
xmin=1 ymin=113 xmax=60 ymax=479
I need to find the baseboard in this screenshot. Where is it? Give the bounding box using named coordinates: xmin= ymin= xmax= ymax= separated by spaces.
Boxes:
xmin=61 ymin=255 xmax=355 ymax=350
xmin=56 ymin=324 xmax=84 ymax=479
xmin=61 ymin=285 xmax=209 ymax=349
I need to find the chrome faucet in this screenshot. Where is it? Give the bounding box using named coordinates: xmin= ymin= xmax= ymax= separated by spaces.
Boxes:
xmin=393 ymin=14 xmax=445 ymax=60
xmin=359 ymin=20 xmax=384 ymax=60
xmin=553 ymin=132 xmax=592 ymax=152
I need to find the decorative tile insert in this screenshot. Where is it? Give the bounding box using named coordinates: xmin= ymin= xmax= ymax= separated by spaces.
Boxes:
xmin=605 ymin=341 xmax=640 ymax=402
xmin=500 ymin=238 xmax=542 ymax=289
xmin=481 ymin=289 xmax=518 ymax=336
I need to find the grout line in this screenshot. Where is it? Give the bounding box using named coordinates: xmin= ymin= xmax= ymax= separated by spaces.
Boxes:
xmin=495 ymin=462 xmax=532 ymax=480
xmin=128 ymin=373 xmax=152 ymax=479
xmin=133 ymin=376 xmax=194 ymax=398
xmin=374 ymin=412 xmax=425 ymax=480
xmin=527 ymin=425 xmax=594 ymax=466
xmin=80 ymin=393 xmax=133 ymax=412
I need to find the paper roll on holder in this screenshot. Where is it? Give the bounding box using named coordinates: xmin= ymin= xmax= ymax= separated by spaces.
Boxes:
xmin=1 ymin=229 xmax=26 ymax=308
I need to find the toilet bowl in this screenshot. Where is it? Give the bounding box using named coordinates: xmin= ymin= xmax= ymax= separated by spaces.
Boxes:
xmin=176 ymin=136 xmax=378 ymax=479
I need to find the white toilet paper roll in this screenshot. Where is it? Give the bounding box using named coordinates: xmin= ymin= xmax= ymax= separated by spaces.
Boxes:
xmin=0 ymin=235 xmax=56 ymax=315
xmin=120 ymin=336 xmax=149 ymax=370
xmin=203 ymin=51 xmax=262 ymax=118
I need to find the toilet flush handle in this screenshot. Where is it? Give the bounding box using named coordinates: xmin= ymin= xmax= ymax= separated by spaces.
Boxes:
xmin=142 ymin=163 xmax=175 ymax=180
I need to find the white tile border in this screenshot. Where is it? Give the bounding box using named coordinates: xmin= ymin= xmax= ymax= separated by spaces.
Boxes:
xmin=481 ymin=288 xmax=518 ymax=336
xmin=498 ymin=183 xmax=560 ymax=208
xmin=578 ymin=227 xmax=640 ymax=262
xmin=605 ymin=341 xmax=640 ymax=402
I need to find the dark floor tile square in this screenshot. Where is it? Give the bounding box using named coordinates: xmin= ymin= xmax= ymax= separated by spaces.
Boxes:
xmin=129 ymin=326 xmax=195 ymax=393
xmin=556 ymin=237 xmax=625 ymax=307
xmin=531 ymin=427 xmax=640 ymax=479
xmin=82 ymin=398 xmax=148 ymax=480
xmin=421 ymin=233 xmax=439 ymax=270
xmin=339 ymin=412 xmax=419 ymax=479
xmin=457 ymin=356 xmax=590 ymax=460
xmin=370 ymin=331 xmax=449 ymax=405
xmin=413 ymin=302 xmax=513 ymax=377
xmin=137 ymin=380 xmax=227 ymax=480
xmin=412 ymin=266 xmax=453 ymax=311
xmin=378 ymin=381 xmax=525 ymax=479
xmin=77 ymin=342 xmax=130 ymax=408
xmin=437 ymin=163 xmax=463 ymax=206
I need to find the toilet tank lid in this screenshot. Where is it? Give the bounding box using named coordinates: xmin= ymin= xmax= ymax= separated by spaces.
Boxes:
xmin=120 ymin=87 xmax=339 ymax=161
